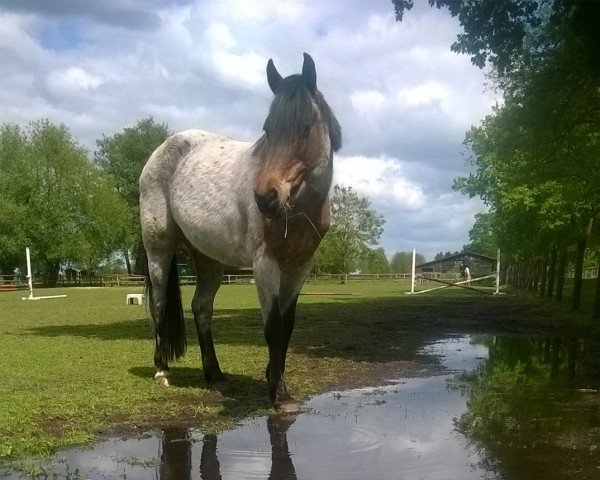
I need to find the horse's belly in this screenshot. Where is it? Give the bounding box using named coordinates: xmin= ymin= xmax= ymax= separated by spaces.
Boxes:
xmin=178 ymin=215 xmax=255 ymax=267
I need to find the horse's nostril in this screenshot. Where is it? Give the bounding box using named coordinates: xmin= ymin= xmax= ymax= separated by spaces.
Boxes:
xmin=254 ymin=189 xmax=280 ymax=216
xmin=266 ymin=188 xmax=277 ymax=203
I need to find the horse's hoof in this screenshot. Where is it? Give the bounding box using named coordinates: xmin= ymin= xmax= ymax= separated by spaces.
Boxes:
xmin=154 ymin=371 xmax=171 ymax=386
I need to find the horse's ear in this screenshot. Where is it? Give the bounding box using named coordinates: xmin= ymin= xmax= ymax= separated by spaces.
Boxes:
xmin=302 ymin=52 xmax=317 ymax=93
xmin=266 ymin=59 xmax=283 ymax=93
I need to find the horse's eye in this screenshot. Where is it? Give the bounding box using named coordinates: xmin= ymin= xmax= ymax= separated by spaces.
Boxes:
xmin=302 ymin=125 xmax=311 ymax=138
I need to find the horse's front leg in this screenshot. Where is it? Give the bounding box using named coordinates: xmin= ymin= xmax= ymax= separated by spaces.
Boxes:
xmin=255 ymin=256 xmax=310 ymax=411
xmin=265 ymin=299 xmax=303 ymax=412
xmin=264 ymin=294 xmax=299 ymax=411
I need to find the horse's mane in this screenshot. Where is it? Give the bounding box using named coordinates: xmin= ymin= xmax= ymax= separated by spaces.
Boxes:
xmin=253 ymin=75 xmax=342 ymax=158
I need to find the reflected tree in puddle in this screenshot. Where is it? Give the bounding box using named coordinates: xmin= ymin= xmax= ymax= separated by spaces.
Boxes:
xmin=458 ymin=336 xmax=600 ymax=480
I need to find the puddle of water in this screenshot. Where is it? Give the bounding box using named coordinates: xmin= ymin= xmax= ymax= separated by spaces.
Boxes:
xmin=6 ymin=335 xmax=600 ymax=479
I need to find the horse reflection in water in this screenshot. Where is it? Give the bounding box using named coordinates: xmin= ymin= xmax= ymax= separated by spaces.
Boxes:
xmin=158 ymin=415 xmax=298 ymax=480
xmin=139 ymin=53 xmax=341 ymax=411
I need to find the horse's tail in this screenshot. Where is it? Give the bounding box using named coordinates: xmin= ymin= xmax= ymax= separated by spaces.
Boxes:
xmin=145 ymin=252 xmax=187 ymax=363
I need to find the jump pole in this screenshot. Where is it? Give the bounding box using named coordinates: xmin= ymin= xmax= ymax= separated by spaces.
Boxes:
xmin=414 ymin=273 xmax=497 ymax=295
xmin=22 ymin=247 xmax=67 ymax=301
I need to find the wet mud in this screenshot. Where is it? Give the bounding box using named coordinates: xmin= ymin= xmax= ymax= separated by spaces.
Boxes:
xmin=8 ymin=334 xmax=600 ymax=479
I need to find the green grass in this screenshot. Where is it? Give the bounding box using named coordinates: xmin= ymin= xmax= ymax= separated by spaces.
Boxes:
xmin=0 ymin=279 xmax=598 ymax=468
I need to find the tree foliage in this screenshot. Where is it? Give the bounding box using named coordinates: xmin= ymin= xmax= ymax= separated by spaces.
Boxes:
xmin=359 ymin=247 xmax=391 ymax=274
xmin=393 ymin=1 xmax=600 ymax=77
xmin=94 ymin=117 xmax=170 ymax=273
xmin=463 ymin=212 xmax=497 ymax=258
xmin=95 ymin=117 xmax=170 ymax=206
xmin=315 ymin=185 xmax=385 ymax=274
xmin=0 ymin=120 xmax=131 ymax=278
xmin=390 ymin=251 xmax=425 ymax=273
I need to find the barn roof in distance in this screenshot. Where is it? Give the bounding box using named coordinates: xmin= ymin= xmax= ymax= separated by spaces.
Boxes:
xmin=416 ymin=252 xmax=496 ymax=269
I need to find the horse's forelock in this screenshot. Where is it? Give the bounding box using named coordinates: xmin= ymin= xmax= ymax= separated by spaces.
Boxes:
xmin=253 ymin=75 xmax=342 ymax=158
xmin=263 ymin=76 xmax=313 ymax=146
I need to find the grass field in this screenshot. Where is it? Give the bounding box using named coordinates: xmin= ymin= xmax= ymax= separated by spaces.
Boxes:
xmin=0 ymin=279 xmax=598 ymax=470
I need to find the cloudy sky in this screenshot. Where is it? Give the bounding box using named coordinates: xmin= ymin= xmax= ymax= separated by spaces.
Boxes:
xmin=0 ymin=0 xmax=496 ymax=260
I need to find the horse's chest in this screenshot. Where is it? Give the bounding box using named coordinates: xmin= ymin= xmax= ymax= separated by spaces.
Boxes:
xmin=264 ymin=209 xmax=329 ymax=270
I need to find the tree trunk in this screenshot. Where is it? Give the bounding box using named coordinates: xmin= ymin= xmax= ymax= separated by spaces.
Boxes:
xmin=45 ymin=260 xmax=60 ymax=287
xmin=593 ymin=261 xmax=600 ymax=320
xmin=134 ymin=237 xmax=147 ymax=275
xmin=539 ymin=253 xmax=549 ymax=297
xmin=533 ymin=257 xmax=541 ymax=293
xmin=571 ymin=238 xmax=586 ymax=311
xmin=546 ymin=248 xmax=557 ymax=298
xmin=528 ymin=258 xmax=535 ymax=291
xmin=124 ymin=249 xmax=132 ymax=275
xmin=556 ymin=246 xmax=567 ymax=302
xmin=518 ymin=263 xmax=525 ymax=289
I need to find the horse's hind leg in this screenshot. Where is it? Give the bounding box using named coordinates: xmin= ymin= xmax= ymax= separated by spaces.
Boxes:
xmin=188 ymin=246 xmax=226 ymax=386
xmin=146 ymin=248 xmax=185 ymax=386
xmin=141 ymin=193 xmax=185 ymax=386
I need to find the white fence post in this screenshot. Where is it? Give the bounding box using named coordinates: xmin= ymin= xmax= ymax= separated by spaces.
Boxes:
xmin=410 ymin=248 xmax=416 ymax=294
xmin=495 ymin=248 xmax=501 ymax=295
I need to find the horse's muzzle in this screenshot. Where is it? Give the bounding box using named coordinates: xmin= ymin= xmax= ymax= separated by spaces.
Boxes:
xmin=254 ymin=189 xmax=283 ymax=218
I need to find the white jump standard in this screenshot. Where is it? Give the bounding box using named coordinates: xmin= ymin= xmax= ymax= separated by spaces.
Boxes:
xmin=21 ymin=247 xmax=67 ymax=301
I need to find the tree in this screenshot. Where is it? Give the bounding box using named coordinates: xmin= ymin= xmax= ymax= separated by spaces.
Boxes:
xmin=0 ymin=120 xmax=131 ymax=282
xmin=396 ymin=0 xmax=600 ymax=262
xmin=359 ymin=247 xmax=391 ymax=274
xmin=390 ymin=251 xmax=425 ymax=273
xmin=393 ymin=1 xmax=600 ymax=78
xmin=95 ymin=117 xmax=170 ymax=273
xmin=315 ymin=185 xmax=385 ymax=274
xmin=464 ymin=212 xmax=497 ymax=258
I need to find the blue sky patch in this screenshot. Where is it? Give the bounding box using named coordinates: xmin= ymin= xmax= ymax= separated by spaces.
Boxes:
xmin=39 ymin=19 xmax=85 ymax=51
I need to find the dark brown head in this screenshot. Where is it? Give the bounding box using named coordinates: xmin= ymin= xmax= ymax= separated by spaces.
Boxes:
xmin=253 ymin=53 xmax=341 ymax=218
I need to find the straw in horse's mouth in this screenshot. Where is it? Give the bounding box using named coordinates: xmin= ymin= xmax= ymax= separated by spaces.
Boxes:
xmin=284 ymin=202 xmax=322 ymax=241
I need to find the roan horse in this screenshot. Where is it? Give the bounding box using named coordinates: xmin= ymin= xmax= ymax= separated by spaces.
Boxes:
xmin=139 ymin=53 xmax=341 ymax=410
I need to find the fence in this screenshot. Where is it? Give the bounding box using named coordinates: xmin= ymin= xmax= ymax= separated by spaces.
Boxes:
xmin=1 ymin=272 xmax=419 ymax=290
xmin=505 ymin=240 xmax=600 ymax=320
xmin=97 ymin=273 xmax=415 ymax=286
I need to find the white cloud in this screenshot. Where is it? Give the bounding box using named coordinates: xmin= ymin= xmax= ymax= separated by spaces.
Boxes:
xmin=205 ymin=22 xmax=237 ymax=50
xmin=350 ymin=90 xmax=386 ymax=112
xmin=397 ymin=81 xmax=449 ymax=108
xmin=211 ymin=51 xmax=266 ymax=89
xmin=334 ymin=155 xmax=425 ymax=211
xmin=47 ymin=67 xmax=104 ymax=92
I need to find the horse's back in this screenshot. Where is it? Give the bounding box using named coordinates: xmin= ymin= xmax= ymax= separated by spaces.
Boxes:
xmin=140 ymin=130 xmax=244 ymax=181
